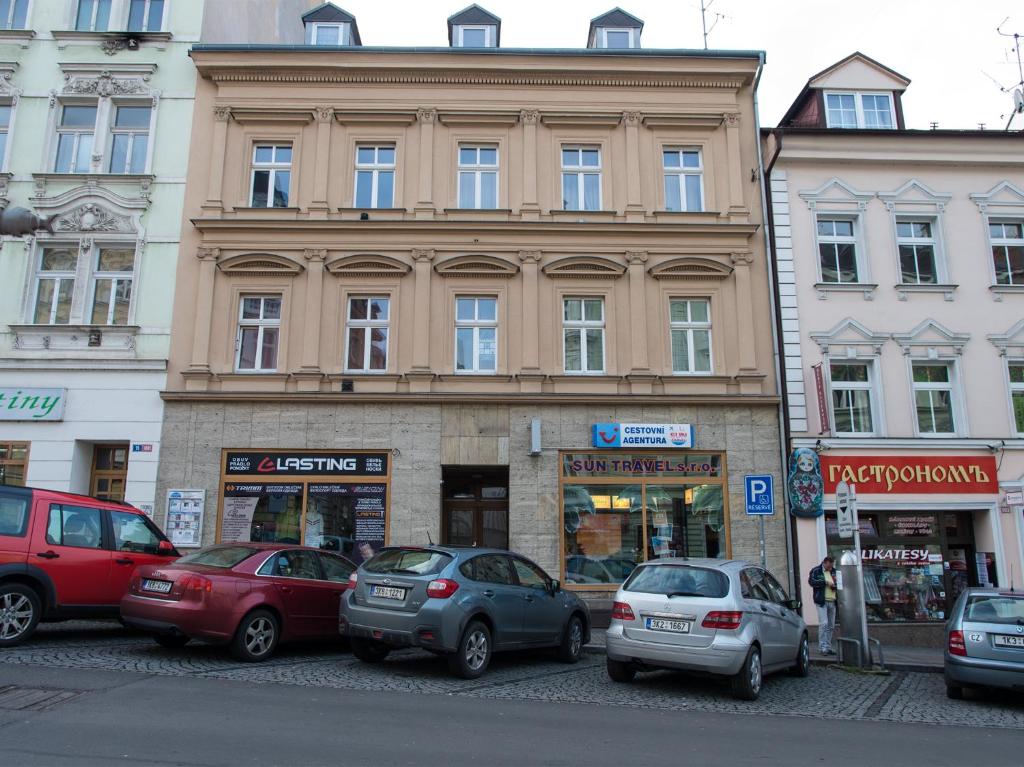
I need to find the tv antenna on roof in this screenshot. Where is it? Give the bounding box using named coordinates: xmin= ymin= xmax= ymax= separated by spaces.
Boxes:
xmin=996 ymin=18 xmax=1024 ymax=130
xmin=700 ymin=0 xmax=728 ymax=50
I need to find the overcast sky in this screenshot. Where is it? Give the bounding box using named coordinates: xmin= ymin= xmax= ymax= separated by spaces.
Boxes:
xmin=334 ymin=0 xmax=1024 ymax=130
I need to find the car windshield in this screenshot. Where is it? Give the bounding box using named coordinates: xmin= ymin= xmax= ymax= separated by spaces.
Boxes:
xmin=965 ymin=595 xmax=1024 ymax=625
xmin=363 ymin=548 xmax=452 ymax=576
xmin=623 ymin=564 xmax=729 ymax=598
xmin=176 ymin=546 xmax=259 ymax=568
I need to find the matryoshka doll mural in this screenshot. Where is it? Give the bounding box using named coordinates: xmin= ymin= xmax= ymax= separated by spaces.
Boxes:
xmin=787 ymin=447 xmax=824 ymax=518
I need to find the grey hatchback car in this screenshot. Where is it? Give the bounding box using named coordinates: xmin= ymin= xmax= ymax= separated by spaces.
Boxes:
xmin=944 ymin=587 xmax=1024 ymax=699
xmin=339 ymin=546 xmax=591 ymax=678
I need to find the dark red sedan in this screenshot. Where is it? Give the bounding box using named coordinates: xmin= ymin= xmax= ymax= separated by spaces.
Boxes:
xmin=120 ymin=544 xmax=356 ymax=662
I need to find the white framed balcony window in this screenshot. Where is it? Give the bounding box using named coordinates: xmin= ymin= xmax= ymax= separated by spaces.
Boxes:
xmin=236 ymin=295 xmax=282 ymax=372
xmin=32 ymin=247 xmax=78 ymax=325
xmin=457 ymin=145 xmax=498 ymax=209
xmin=0 ymin=0 xmax=28 ymax=29
xmin=89 ymin=247 xmax=134 ymax=325
xmin=345 ymin=296 xmax=389 ymax=372
xmin=563 ymin=297 xmax=605 ymax=374
xmin=911 ymin=362 xmax=958 ymax=436
xmin=669 ymin=298 xmax=712 ymax=374
xmin=76 ymin=0 xmax=112 ymax=31
xmin=127 ymin=0 xmax=164 ymax=31
xmin=54 ymin=104 xmax=97 ymax=173
xmin=816 ymin=217 xmax=861 ymax=284
xmin=561 ymin=147 xmax=601 ymax=211
xmin=989 ymin=220 xmax=1024 ymax=286
xmin=896 ymin=219 xmax=942 ymax=285
xmin=455 ymin=297 xmax=497 ymax=373
xmin=250 ymin=144 xmax=292 ymax=208
xmin=1009 ymin=362 xmax=1024 ymax=436
xmin=824 ymin=92 xmax=895 ymax=129
xmin=829 ymin=361 xmax=877 ymax=435
xmin=354 ymin=145 xmax=395 ymax=208
xmin=108 ymin=104 xmax=151 ymax=174
xmin=663 ymin=148 xmax=703 ymax=212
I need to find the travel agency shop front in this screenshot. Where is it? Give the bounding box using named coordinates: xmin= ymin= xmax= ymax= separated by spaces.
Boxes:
xmin=792 ymin=447 xmax=1024 ymax=646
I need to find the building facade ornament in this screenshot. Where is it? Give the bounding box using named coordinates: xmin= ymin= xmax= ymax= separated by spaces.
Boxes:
xmin=411 ymin=248 xmax=435 ymax=262
xmin=314 ymin=106 xmax=333 ymax=123
xmin=52 ymin=203 xmax=133 ymax=233
xmin=416 ymin=108 xmax=436 ymax=123
xmin=519 ymin=109 xmax=540 ymax=125
xmin=518 ymin=250 xmax=542 ymax=264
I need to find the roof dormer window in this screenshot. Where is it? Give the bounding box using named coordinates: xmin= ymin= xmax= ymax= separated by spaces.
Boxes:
xmin=600 ymin=27 xmax=636 ymax=49
xmin=448 ymin=5 xmax=501 ymax=48
xmin=824 ymin=92 xmax=895 ymax=129
xmin=454 ymin=24 xmax=495 ymax=48
xmin=307 ymin=22 xmax=349 ymax=45
xmin=302 ymin=2 xmax=362 ymax=47
xmin=587 ymin=8 xmax=643 ymax=49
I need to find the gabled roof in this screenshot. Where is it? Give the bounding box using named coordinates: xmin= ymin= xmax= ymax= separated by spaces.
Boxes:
xmin=301 ymin=2 xmax=362 ymax=45
xmin=806 ymin=51 xmax=910 ymax=89
xmin=590 ymin=7 xmax=644 ymax=29
xmin=447 ymin=4 xmax=501 ymax=46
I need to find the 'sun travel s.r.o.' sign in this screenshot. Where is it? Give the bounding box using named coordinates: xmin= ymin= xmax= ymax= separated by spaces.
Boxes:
xmin=0 ymin=388 xmax=66 ymax=421
xmin=592 ymin=423 xmax=693 ymax=449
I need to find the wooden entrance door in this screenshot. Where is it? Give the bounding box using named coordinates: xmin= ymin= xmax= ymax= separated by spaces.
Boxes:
xmin=91 ymin=443 xmax=129 ymax=502
xmin=441 ymin=467 xmax=509 ymax=549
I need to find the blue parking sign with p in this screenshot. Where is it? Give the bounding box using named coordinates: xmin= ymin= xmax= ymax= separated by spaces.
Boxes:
xmin=744 ymin=474 xmax=774 ymax=516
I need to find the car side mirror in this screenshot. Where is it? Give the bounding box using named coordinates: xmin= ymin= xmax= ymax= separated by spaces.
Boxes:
xmin=158 ymin=540 xmax=177 ymax=556
xmin=785 ymin=598 xmax=801 ymax=611
xmin=549 ymin=579 xmax=561 ymax=594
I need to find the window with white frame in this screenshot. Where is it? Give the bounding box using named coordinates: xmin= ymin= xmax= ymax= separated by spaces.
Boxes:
xmin=455 ymin=25 xmax=494 ymax=47
xmin=89 ymin=248 xmax=134 ymax=325
xmin=108 ymin=104 xmax=150 ymax=174
xmin=33 ymin=247 xmax=78 ymax=325
xmin=816 ymin=217 xmax=860 ymax=283
xmin=0 ymin=103 xmax=11 ymax=167
xmin=345 ymin=297 xmax=389 ymax=372
xmin=457 ymin=145 xmax=498 ymax=209
xmin=250 ymin=145 xmax=292 ymax=208
xmin=455 ymin=297 xmax=497 ymax=373
xmin=1010 ymin=363 xmax=1024 ymax=435
xmin=896 ymin=219 xmax=941 ymax=284
xmin=989 ymin=220 xmax=1024 ymax=286
xmin=55 ymin=104 xmax=97 ymax=173
xmin=76 ymin=0 xmax=112 ymax=31
xmin=599 ymin=28 xmax=635 ymax=49
xmin=824 ymin=92 xmax=895 ymax=129
xmin=354 ymin=145 xmax=395 ymax=208
xmin=563 ymin=297 xmax=605 ymax=373
xmin=0 ymin=0 xmax=28 ymax=29
xmin=31 ymin=241 xmax=138 ymax=326
xmin=307 ymin=22 xmax=349 ymax=45
xmin=236 ymin=296 xmax=282 ymax=372
xmin=663 ymin=148 xmax=703 ymax=212
xmin=562 ymin=147 xmax=601 ymax=211
xmin=669 ymin=299 xmax=711 ymax=374
xmin=127 ymin=0 xmax=164 ymax=31
xmin=830 ymin=362 xmax=875 ymax=434
xmin=912 ymin=362 xmax=956 ymax=435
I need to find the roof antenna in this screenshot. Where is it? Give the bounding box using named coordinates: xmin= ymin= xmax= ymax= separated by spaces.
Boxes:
xmin=700 ymin=0 xmax=728 ymax=50
xmin=427 ymin=530 xmax=434 ymax=545
xmin=994 ymin=18 xmax=1024 ymax=130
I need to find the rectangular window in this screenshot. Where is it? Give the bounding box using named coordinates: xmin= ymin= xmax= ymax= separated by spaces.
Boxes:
xmin=354 ymin=145 xmax=395 ymax=208
xmin=108 ymin=105 xmax=151 ymax=174
xmin=563 ymin=298 xmax=605 ymax=373
xmin=601 ymin=28 xmax=634 ymax=49
xmin=817 ymin=218 xmax=859 ymax=283
xmin=454 ymin=297 xmax=497 ymax=373
xmin=1010 ymin=363 xmax=1024 ymax=435
xmin=457 ymin=145 xmax=498 ymax=209
xmin=912 ymin=363 xmax=956 ymax=435
xmin=250 ymin=144 xmax=292 ymax=208
xmin=55 ymin=104 xmax=97 ymax=173
xmin=33 ymin=247 xmax=78 ymax=324
xmin=896 ymin=220 xmax=938 ymax=284
xmin=825 ymin=92 xmax=894 ymax=129
xmin=90 ymin=248 xmax=134 ymax=325
xmin=307 ymin=22 xmax=348 ymax=45
xmin=236 ymin=295 xmax=282 ymax=372
xmin=0 ymin=442 xmax=29 ymax=487
xmin=830 ymin=362 xmax=875 ymax=435
xmin=76 ymin=0 xmax=111 ymax=31
xmin=0 ymin=103 xmax=11 ymax=168
xmin=663 ymin=149 xmax=703 ymax=212
xmin=990 ymin=221 xmax=1024 ymax=286
xmin=345 ymin=297 xmax=389 ymax=372
xmin=0 ymin=0 xmax=27 ymax=30
xmin=46 ymin=504 xmax=104 ymax=548
xmin=669 ymin=299 xmax=711 ymax=374
xmin=457 ymin=26 xmax=491 ymax=47
xmin=561 ymin=147 xmax=601 ymax=211
xmin=127 ymin=0 xmax=164 ymax=31
xmin=91 ymin=444 xmax=127 ymax=502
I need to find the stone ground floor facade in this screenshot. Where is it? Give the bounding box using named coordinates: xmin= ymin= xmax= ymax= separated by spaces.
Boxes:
xmin=156 ymin=399 xmax=789 ymax=606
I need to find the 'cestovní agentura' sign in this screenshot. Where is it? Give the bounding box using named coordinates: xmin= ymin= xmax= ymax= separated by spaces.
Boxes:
xmin=224 ymin=451 xmax=389 ymax=476
xmin=0 ymin=388 xmax=66 ymax=421
xmin=591 ymin=423 xmax=693 ymax=448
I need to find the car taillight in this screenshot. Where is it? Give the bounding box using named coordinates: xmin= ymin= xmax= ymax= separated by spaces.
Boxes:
xmin=948 ymin=629 xmax=967 ymax=657
xmin=611 ymin=601 xmax=636 ymax=621
xmin=181 ymin=574 xmax=213 ymax=594
xmin=702 ymin=611 xmax=742 ymax=630
xmin=347 ymin=572 xmax=358 ymax=590
xmin=426 ymin=579 xmax=459 ymax=599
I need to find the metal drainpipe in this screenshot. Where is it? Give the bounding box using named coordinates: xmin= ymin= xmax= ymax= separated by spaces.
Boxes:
xmin=751 ymin=54 xmax=796 ymax=594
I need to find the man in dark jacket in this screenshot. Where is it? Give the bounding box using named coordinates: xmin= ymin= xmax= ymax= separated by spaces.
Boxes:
xmin=808 ymin=556 xmax=837 ymax=654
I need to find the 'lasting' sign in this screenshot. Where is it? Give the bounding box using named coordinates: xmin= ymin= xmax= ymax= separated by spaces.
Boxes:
xmin=821 ymin=455 xmax=998 ymax=495
xmin=592 ymin=423 xmax=693 ymax=448
xmin=0 ymin=388 xmax=66 ymax=421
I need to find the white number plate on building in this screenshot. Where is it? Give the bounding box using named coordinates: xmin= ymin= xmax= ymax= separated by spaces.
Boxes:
xmin=370 ymin=585 xmax=406 ymax=601
xmin=142 ymin=579 xmax=172 ymax=594
xmin=993 ymin=635 xmax=1024 ymax=648
xmin=645 ymin=617 xmax=691 ymax=633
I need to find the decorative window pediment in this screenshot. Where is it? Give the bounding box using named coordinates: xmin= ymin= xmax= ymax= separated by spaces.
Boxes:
xmin=648 ymin=257 xmax=732 ymax=281
xmin=326 ymin=254 xmax=411 ymax=278
xmin=58 ymin=64 xmax=157 ymax=100
xmin=434 ymin=254 xmax=518 ymax=278
xmin=799 ymin=177 xmax=873 ymax=211
xmin=34 ymin=185 xmax=146 ymax=235
xmin=988 ymin=319 xmax=1024 ymax=358
xmin=810 ymin=318 xmax=889 ymax=356
xmin=878 ymin=179 xmax=952 ymax=213
xmin=892 ymin=319 xmax=969 ymax=357
xmin=217 ymin=253 xmax=304 ymax=276
xmin=970 ymin=181 xmax=1024 ymax=215
xmin=0 ymin=62 xmax=20 ymax=101
xmin=541 ymin=256 xmax=625 ymax=280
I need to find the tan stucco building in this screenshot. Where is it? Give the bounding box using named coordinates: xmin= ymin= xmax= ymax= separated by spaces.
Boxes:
xmin=157 ymin=5 xmax=787 ymax=609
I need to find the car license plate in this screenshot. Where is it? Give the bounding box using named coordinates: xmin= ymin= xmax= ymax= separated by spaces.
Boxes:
xmin=645 ymin=617 xmax=691 ymax=634
xmin=142 ymin=579 xmax=172 ymax=594
xmin=994 ymin=634 xmax=1024 ymax=648
xmin=370 ymin=585 xmax=406 ymax=601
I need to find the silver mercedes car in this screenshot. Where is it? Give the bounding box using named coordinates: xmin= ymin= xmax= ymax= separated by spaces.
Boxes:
xmin=944 ymin=587 xmax=1024 ymax=699
xmin=605 ymin=558 xmax=808 ymax=700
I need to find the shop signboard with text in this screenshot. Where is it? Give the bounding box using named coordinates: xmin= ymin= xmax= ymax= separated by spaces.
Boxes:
xmin=225 ymin=451 xmax=388 ymax=477
xmin=591 ymin=423 xmax=693 ymax=449
xmin=821 ymin=455 xmax=998 ymax=495
xmin=0 ymin=388 xmax=65 ymax=421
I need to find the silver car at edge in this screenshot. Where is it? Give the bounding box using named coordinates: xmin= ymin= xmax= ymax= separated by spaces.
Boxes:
xmin=339 ymin=545 xmax=590 ymax=679
xmin=605 ymin=558 xmax=808 ymax=700
xmin=944 ymin=587 xmax=1024 ymax=699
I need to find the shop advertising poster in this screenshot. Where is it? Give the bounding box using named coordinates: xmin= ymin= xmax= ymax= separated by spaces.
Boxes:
xmin=165 ymin=489 xmax=206 ymax=548
xmin=221 ymin=484 xmax=303 ymax=543
xmin=307 ymin=483 xmax=387 ymax=565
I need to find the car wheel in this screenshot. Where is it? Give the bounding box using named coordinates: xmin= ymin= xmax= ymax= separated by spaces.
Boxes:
xmin=731 ymin=646 xmax=763 ymax=701
xmin=606 ymin=657 xmax=636 ymax=683
xmin=946 ymin=683 xmax=964 ymax=700
xmin=789 ymin=633 xmax=810 ymax=677
xmin=350 ymin=637 xmax=391 ymax=663
xmin=153 ymin=634 xmax=190 ymax=650
xmin=557 ymin=615 xmax=584 ymax=664
xmin=0 ymin=583 xmax=42 ymax=647
xmin=229 ymin=609 xmax=279 ymax=662
xmin=448 ymin=620 xmax=492 ymax=679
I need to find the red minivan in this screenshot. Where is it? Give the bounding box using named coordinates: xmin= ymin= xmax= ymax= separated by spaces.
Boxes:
xmin=0 ymin=484 xmax=178 ymax=646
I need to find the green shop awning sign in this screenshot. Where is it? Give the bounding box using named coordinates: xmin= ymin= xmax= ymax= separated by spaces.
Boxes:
xmin=0 ymin=388 xmax=66 ymax=421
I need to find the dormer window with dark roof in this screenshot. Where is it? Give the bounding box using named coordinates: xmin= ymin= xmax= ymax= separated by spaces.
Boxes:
xmin=587 ymin=8 xmax=643 ymax=49
xmin=448 ymin=4 xmax=500 ymax=48
xmin=302 ymin=2 xmax=362 ymax=46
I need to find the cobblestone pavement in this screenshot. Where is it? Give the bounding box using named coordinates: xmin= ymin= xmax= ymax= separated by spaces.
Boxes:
xmin=3 ymin=621 xmax=1022 ymax=730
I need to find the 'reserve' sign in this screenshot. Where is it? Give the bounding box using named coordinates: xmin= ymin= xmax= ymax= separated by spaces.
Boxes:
xmin=591 ymin=423 xmax=693 ymax=449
